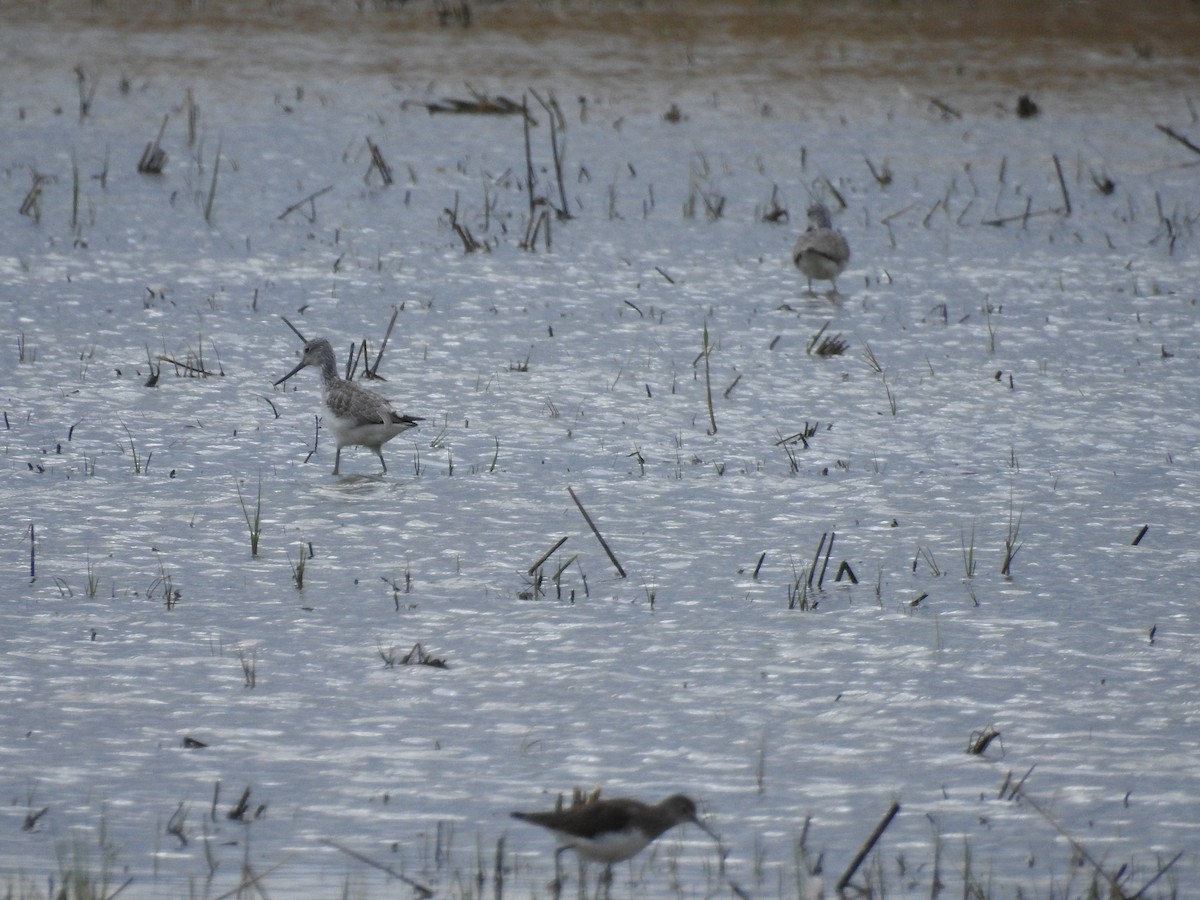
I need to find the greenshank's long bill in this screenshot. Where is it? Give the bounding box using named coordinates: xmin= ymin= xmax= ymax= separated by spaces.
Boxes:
xmin=793 ymin=202 xmax=850 ymax=295
xmin=275 ymin=337 xmax=421 ymax=475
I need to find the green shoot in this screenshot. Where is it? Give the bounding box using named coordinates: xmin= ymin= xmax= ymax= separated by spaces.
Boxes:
xmin=702 ymin=319 xmax=717 ymax=434
xmin=1001 ymin=495 xmax=1024 ymax=577
xmin=961 ymin=521 xmax=977 ymax=578
xmin=236 ymin=474 xmax=262 ymax=557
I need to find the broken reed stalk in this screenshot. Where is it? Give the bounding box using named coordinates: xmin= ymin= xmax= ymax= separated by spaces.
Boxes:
xmin=528 ymin=536 xmax=569 ymax=575
xmin=807 ymin=531 xmax=837 ymax=589
xmin=531 ymin=88 xmax=571 ymax=219
xmin=981 ymin=206 xmax=1058 ymax=227
xmin=75 ymin=65 xmax=96 ymax=121
xmin=521 ymin=206 xmax=551 ymax=252
xmin=807 ymin=532 xmax=827 ymax=588
xmin=566 ymin=486 xmax=626 ymax=578
xmin=817 ymin=532 xmax=834 ymax=587
xmin=28 ymin=523 xmax=35 ymax=579
xmin=1008 ymin=781 xmax=1179 ymax=897
xmin=1051 ymin=153 xmax=1071 ymax=216
xmin=186 ymin=87 xmax=198 ymax=146
xmin=19 ymin=173 xmax=47 ymax=221
xmin=279 ymin=315 xmax=308 ymax=344
xmin=70 ymin=149 xmax=80 ymax=233
xmin=551 ymin=554 xmax=578 ymax=596
xmin=424 ymin=88 xmax=523 ymax=115
xmin=277 ymin=185 xmax=332 ymax=222
xmin=138 ymin=114 xmax=169 ymax=174
xmin=522 ymin=94 xmax=535 ymax=217
xmin=364 ymin=136 xmax=394 ymax=186
xmin=445 ymin=193 xmax=482 ymax=252
xmin=345 ymin=340 xmax=365 ymax=380
xmin=835 ymin=800 xmax=901 ymax=892
xmin=367 ymin=307 xmax=400 ymax=377
xmin=968 ymin=724 xmax=1001 ymax=754
xmin=215 ymin=854 xmax=293 ymax=898
xmin=204 ymin=139 xmax=221 ymax=225
xmin=1155 ymin=123 xmax=1200 ymax=156
xmin=157 ymin=354 xmax=217 ymax=377
xmin=929 ymin=96 xmax=962 ymax=119
xmin=702 ymin=320 xmax=717 ymax=434
xmin=320 ymin=838 xmax=433 ymax=897
xmin=998 ymin=764 xmax=1037 ymax=801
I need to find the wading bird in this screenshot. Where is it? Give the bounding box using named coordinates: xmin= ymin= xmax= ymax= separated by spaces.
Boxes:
xmin=793 ymin=202 xmax=851 ymax=295
xmin=511 ymin=793 xmax=716 ymax=882
xmin=275 ymin=337 xmax=421 ymax=475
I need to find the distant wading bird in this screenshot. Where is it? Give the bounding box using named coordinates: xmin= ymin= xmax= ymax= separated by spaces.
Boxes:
xmin=793 ymin=202 xmax=850 ymax=295
xmin=511 ymin=793 xmax=717 ymax=880
xmin=275 ymin=337 xmax=421 ymax=475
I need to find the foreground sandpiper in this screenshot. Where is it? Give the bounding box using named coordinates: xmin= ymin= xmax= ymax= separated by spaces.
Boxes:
xmin=275 ymin=337 xmax=422 ymax=475
xmin=511 ymin=793 xmax=716 ymax=874
xmin=793 ymin=202 xmax=851 ymax=295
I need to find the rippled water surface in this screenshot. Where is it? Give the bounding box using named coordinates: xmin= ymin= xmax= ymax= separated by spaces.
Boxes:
xmin=1 ymin=1 xmax=1199 ymax=897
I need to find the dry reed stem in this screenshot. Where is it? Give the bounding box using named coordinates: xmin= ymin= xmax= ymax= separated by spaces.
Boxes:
xmin=567 ymin=486 xmax=626 ymax=578
xmin=529 ymin=536 xmax=569 ymax=575
xmin=320 ymin=838 xmax=433 ymax=897
xmin=835 ymin=799 xmax=901 ymax=892
xmin=277 ymin=185 xmax=332 ymax=222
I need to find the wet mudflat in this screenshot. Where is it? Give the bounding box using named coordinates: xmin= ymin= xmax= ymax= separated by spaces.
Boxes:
xmin=1 ymin=2 xmax=1198 ymax=897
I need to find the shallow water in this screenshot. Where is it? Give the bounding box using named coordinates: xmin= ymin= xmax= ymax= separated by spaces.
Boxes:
xmin=1 ymin=1 xmax=1199 ymax=897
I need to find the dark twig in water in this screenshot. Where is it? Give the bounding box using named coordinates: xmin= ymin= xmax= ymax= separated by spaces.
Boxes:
xmin=137 ymin=114 xmax=169 ymax=174
xmin=277 ymin=185 xmax=333 ymax=222
xmin=157 ymin=355 xmax=218 ymax=378
xmin=928 ymin=96 xmax=961 ymax=119
xmin=19 ymin=172 xmax=49 ymax=221
xmin=701 ymin=320 xmax=718 ymax=434
xmin=366 ymin=307 xmax=400 ymax=378
xmin=280 ymin=316 xmax=307 ymax=343
xmin=444 ymin=194 xmax=483 ymax=253
xmin=981 ymin=207 xmax=1059 ymax=227
xmin=529 ymin=536 xmax=569 ymax=575
xmin=364 ymin=136 xmax=393 ymax=186
xmin=816 ymin=531 xmax=835 ymax=588
xmin=522 ymin=94 xmax=536 ymax=218
xmin=836 ymin=800 xmax=901 ymax=892
xmin=402 ymin=643 xmax=447 ymax=668
xmin=567 ymin=486 xmax=626 ymax=578
xmin=425 ymin=87 xmax=529 ymax=120
xmin=1051 ymin=153 xmax=1071 ymax=215
xmin=321 ymin=838 xmax=434 ymax=896
xmin=531 ymin=88 xmax=571 ymax=219
xmin=807 ymin=322 xmax=848 ymax=357
xmin=1155 ymin=123 xmax=1200 ymax=156
xmin=1007 ymin=778 xmax=1178 ymax=898
xmin=968 ymin=724 xmax=1001 ymax=755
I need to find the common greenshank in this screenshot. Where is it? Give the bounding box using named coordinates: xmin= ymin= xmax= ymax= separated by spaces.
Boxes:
xmin=793 ymin=203 xmax=850 ymax=295
xmin=275 ymin=337 xmax=421 ymax=475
